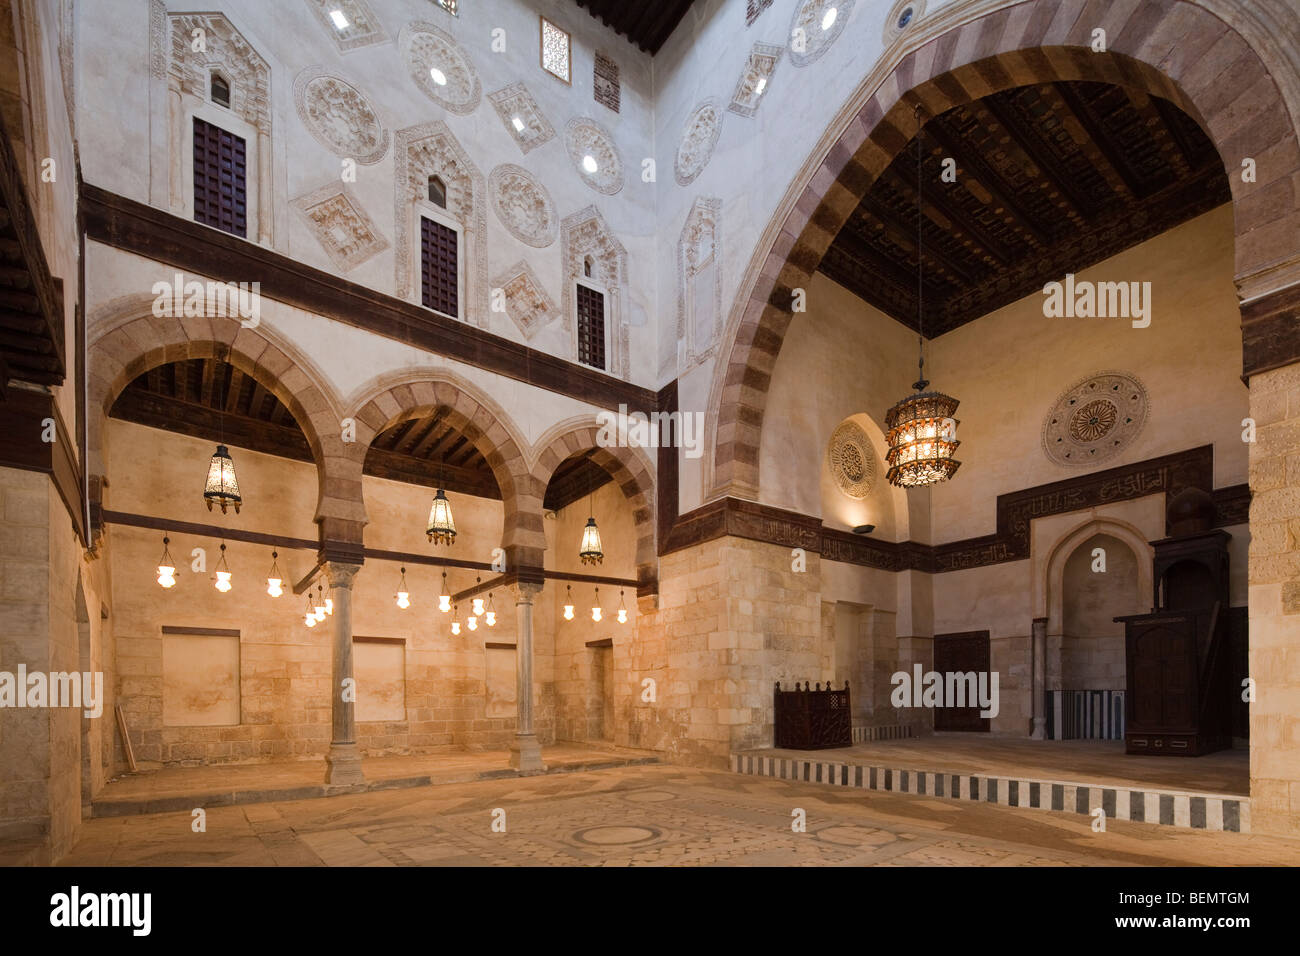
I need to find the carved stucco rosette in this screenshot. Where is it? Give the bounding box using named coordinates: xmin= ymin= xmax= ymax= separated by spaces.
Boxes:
xmin=400 ymin=21 xmax=481 ymax=115
xmin=788 ymin=0 xmax=856 ymax=67
xmin=489 ymin=163 xmax=557 ymax=248
xmin=1041 ymin=371 xmax=1149 ymax=466
xmin=293 ymin=67 xmax=388 ymax=164
xmin=827 ymin=421 xmax=876 ymax=498
xmin=674 ymin=98 xmax=724 ymax=186
xmin=564 ymin=117 xmax=624 ymax=195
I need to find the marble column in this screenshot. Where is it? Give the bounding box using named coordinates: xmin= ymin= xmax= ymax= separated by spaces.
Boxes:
xmin=509 ymin=581 xmax=546 ymax=772
xmin=324 ymin=561 xmax=365 ymax=785
xmin=1031 ymin=617 xmax=1047 ymax=740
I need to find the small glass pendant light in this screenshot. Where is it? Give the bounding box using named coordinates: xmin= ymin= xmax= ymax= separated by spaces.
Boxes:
xmin=266 ymin=550 xmax=283 ymax=597
xmin=395 ymin=567 xmax=411 ymax=609
xmin=204 ymin=445 xmax=242 ymax=513
xmin=303 ymin=592 xmax=317 ymax=628
xmin=485 ymin=591 xmax=497 ymax=627
xmin=156 ymin=535 xmax=177 ymax=589
xmin=471 ymin=576 xmax=485 ymax=616
xmin=617 ymin=589 xmax=628 ymax=624
xmin=438 ymin=569 xmax=452 ymax=612
xmin=563 ymin=584 xmax=575 ymax=621
xmin=213 ymin=542 xmax=233 ymax=592
xmin=313 ymin=584 xmax=327 ymax=622
xmin=467 ymin=613 xmax=478 ymax=631
xmin=591 ymin=586 xmax=603 ymax=623
xmin=450 ymin=603 xmax=461 ymax=635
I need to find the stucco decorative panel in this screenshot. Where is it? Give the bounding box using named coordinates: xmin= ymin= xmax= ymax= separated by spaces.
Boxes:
xmin=564 ymin=117 xmax=624 ymax=195
xmin=291 ymin=182 xmax=389 ymax=272
xmin=788 ymin=0 xmax=855 ymax=67
xmin=674 ymin=99 xmax=724 ymax=186
xmin=492 ymin=260 xmax=558 ymax=339
xmin=728 ymin=43 xmax=783 ymax=117
xmin=1042 ymin=372 xmax=1150 ymax=467
xmin=399 ymin=20 xmax=481 ymax=116
xmin=304 ymin=0 xmax=389 ymax=51
xmin=827 ymin=421 xmax=876 ymax=499
xmin=489 ymin=163 xmax=557 ymax=248
xmin=293 ymin=67 xmax=389 ymax=164
xmin=488 ymin=83 xmax=555 ymax=155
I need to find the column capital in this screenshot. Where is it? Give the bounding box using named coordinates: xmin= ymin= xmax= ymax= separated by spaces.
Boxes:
xmin=324 ymin=561 xmax=362 ymax=590
xmin=511 ymin=580 xmax=543 ymax=602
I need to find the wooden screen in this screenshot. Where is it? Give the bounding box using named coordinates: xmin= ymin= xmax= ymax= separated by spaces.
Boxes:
xmin=192 ymin=117 xmax=247 ymax=237
xmin=420 ymin=216 xmax=459 ymax=317
xmin=576 ymin=283 xmax=606 ymax=370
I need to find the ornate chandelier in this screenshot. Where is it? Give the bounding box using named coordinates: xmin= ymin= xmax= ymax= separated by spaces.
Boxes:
xmin=426 ymin=487 xmax=456 ymax=544
xmin=885 ymin=107 xmax=960 ymax=488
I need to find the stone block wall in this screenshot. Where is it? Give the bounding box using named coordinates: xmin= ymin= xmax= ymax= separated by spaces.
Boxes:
xmin=1247 ymin=360 xmax=1300 ymax=837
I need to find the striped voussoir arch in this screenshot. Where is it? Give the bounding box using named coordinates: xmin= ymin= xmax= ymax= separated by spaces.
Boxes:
xmin=531 ymin=424 xmax=657 ymax=595
xmin=730 ymin=752 xmax=1249 ymax=832
xmin=712 ymin=0 xmax=1300 ymax=498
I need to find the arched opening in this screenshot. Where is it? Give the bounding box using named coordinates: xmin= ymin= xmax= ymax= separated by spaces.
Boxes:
xmin=1054 ymin=533 xmax=1143 ymax=740
xmin=541 ymin=448 xmax=640 ymax=745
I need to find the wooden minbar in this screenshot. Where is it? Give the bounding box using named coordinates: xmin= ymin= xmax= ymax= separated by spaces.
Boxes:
xmin=1115 ymin=488 xmax=1234 ymax=756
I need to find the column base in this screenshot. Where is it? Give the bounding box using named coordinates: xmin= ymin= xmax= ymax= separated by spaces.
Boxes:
xmin=325 ymin=742 xmax=365 ymax=785
xmin=1030 ymin=718 xmax=1047 ymax=740
xmin=509 ymin=734 xmax=546 ymax=773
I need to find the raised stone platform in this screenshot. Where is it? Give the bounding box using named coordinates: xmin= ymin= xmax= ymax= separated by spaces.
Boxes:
xmin=92 ymin=743 xmax=659 ymax=818
xmin=732 ymin=736 xmax=1250 ymax=832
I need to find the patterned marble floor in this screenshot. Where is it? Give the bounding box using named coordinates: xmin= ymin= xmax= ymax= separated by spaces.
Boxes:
xmin=57 ymin=765 xmax=1300 ymax=867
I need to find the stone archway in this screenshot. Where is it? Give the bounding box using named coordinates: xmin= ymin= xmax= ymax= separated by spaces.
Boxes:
xmin=345 ymin=370 xmax=542 ymax=567
xmin=531 ymin=418 xmax=657 ymax=594
xmin=708 ymin=0 xmax=1300 ymax=501
xmin=86 ymin=294 xmax=347 ymax=544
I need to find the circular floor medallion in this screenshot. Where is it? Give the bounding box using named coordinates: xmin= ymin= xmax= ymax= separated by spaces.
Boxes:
xmin=572 ymin=825 xmax=661 ymax=846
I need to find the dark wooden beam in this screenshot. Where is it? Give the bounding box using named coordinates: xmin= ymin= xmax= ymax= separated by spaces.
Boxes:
xmin=363 ymin=445 xmax=501 ymax=499
xmin=980 ymin=95 xmax=1097 ymax=219
xmin=1056 ymin=83 xmax=1149 ymax=199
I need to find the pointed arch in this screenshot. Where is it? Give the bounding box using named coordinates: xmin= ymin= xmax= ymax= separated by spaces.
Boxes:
xmin=708 ymin=0 xmax=1300 ymax=500
xmin=531 ymin=418 xmax=657 ymax=594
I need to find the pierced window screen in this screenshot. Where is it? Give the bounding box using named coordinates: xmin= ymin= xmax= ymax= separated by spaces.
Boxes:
xmin=576 ymin=283 xmax=606 ymax=370
xmin=421 ymin=216 xmax=459 ymax=317
xmin=193 ymin=117 xmax=247 ymax=238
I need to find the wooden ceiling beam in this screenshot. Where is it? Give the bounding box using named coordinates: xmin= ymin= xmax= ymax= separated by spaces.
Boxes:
xmin=1055 ymin=83 xmax=1149 ymax=199
xmin=921 ymin=117 xmax=1049 ymax=246
xmin=979 ymin=96 xmax=1097 ymax=220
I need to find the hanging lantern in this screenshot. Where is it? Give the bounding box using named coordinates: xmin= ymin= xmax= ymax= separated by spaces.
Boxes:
xmin=324 ymin=595 xmax=334 ymax=616
xmin=395 ymin=567 xmax=411 ymax=609
xmin=884 ymin=108 xmax=961 ymax=489
xmin=579 ymin=517 xmax=604 ymax=566
xmin=266 ymin=550 xmax=283 ymax=597
xmin=213 ymin=542 xmax=232 ymax=592
xmin=885 ymin=389 xmax=961 ymax=487
xmin=617 ymin=589 xmax=628 ymax=624
xmin=450 ymin=603 xmax=461 ymax=635
xmin=156 ymin=535 xmax=177 ymax=589
xmin=591 ymin=586 xmax=603 ymax=623
xmin=203 ymin=444 xmax=242 ymax=513
xmin=485 ymin=591 xmax=497 ymax=627
xmin=467 ymin=614 xmax=478 ymax=631
xmin=563 ymin=584 xmax=575 ymax=621
xmin=303 ymin=592 xmax=317 ymax=627
xmin=471 ymin=576 xmax=484 ymax=616
xmin=426 ymin=488 xmax=456 ymax=545
xmin=438 ymin=569 xmax=451 ymax=612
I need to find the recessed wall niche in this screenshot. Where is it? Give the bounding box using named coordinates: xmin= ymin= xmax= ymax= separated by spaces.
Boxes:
xmin=161 ymin=626 xmax=240 ymax=727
